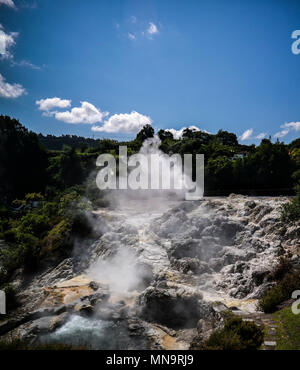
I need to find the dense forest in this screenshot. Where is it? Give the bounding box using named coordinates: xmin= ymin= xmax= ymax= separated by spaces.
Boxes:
xmin=0 ymin=114 xmax=299 ymax=302
xmin=1 ymin=115 xmax=299 ymax=200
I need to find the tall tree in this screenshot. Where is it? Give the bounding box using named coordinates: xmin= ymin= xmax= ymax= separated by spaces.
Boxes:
xmin=0 ymin=116 xmax=48 ymax=199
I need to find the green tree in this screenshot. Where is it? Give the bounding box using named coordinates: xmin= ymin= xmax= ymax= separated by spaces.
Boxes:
xmin=136 ymin=124 xmax=154 ymax=142
xmin=58 ymin=147 xmax=84 ymax=188
xmin=0 ymin=116 xmax=48 ymax=199
xmin=216 ymin=129 xmax=238 ymax=146
xmin=157 ymin=129 xmax=174 ymax=141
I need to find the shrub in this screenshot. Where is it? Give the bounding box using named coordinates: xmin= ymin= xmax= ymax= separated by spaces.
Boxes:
xmin=41 ymin=219 xmax=71 ymax=255
xmin=19 ymin=213 xmax=50 ymax=237
xmin=0 ymin=204 xmax=8 ymax=219
xmin=271 ymin=258 xmax=292 ymax=281
xmin=281 ymin=186 xmax=300 ymax=223
xmin=203 ymin=315 xmax=264 ymax=350
xmin=3 ymin=229 xmax=18 ymax=243
xmin=20 ymin=233 xmax=40 ymax=272
xmin=24 ymin=193 xmax=44 ymax=202
xmin=41 ymin=202 xmax=59 ymax=218
xmin=258 ymin=270 xmax=300 ymax=313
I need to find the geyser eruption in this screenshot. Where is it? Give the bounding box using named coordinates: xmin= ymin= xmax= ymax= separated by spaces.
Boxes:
xmin=9 ymin=193 xmax=295 ymax=350
xmin=21 ymin=139 xmax=295 ymax=350
xmin=88 ymin=248 xmax=153 ymax=294
xmin=96 ymin=134 xmax=204 ymax=202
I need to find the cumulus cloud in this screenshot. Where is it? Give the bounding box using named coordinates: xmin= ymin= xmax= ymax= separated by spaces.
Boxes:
xmin=147 ymin=22 xmax=158 ymax=35
xmin=165 ymin=125 xmax=209 ymax=139
xmin=256 ymin=132 xmax=266 ymax=140
xmin=92 ymin=111 xmax=152 ymax=133
xmin=36 ymin=97 xmax=71 ymax=113
xmin=240 ymin=129 xmax=253 ymax=141
xmin=0 ymin=73 xmax=26 ymax=98
xmin=274 ymin=129 xmax=289 ymax=138
xmin=54 ymin=101 xmax=108 ymax=124
xmin=0 ymin=24 xmax=18 ymax=59
xmin=272 ymin=121 xmax=300 ymax=139
xmin=281 ymin=121 xmax=300 ymax=132
xmin=128 ymin=33 xmax=136 ymax=40
xmin=0 ymin=0 xmax=16 ymax=8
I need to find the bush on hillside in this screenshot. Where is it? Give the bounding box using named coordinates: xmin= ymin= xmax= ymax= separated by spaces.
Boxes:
xmin=259 ymin=270 xmax=300 ymax=313
xmin=203 ymin=314 xmax=264 ymax=350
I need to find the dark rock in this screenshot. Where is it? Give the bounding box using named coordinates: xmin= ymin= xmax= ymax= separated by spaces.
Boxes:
xmin=245 ymin=200 xmax=256 ymax=209
xmin=251 ymin=268 xmax=270 ymax=286
xmin=209 ymin=257 xmax=223 ymax=272
xmin=169 ymin=238 xmax=202 ymax=259
xmin=137 ymin=286 xmax=203 ymax=329
xmin=212 ymin=302 xmax=228 ymax=313
xmin=75 ymin=300 xmax=94 ymax=315
xmin=49 ymin=312 xmax=70 ymax=331
xmin=171 ymin=257 xmax=211 ymax=274
xmin=88 ymin=281 xmax=99 ymax=291
xmin=26 ymin=317 xmax=54 ymax=335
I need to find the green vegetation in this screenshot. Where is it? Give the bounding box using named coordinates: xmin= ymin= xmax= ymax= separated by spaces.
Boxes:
xmin=158 ymin=128 xmax=298 ymax=195
xmin=0 ymin=116 xmax=105 ymax=295
xmin=0 ymin=188 xmax=94 ymax=286
xmin=203 ymin=314 xmax=264 ymax=350
xmin=274 ymin=306 xmax=300 ymax=350
xmin=258 ymin=260 xmax=300 ymax=313
xmin=37 ymin=120 xmax=300 ymax=196
xmin=281 ymin=185 xmax=300 ymax=223
xmin=0 ymin=116 xmax=48 ymax=199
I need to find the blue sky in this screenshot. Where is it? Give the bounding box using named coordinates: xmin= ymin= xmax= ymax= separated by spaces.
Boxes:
xmin=1 ymin=0 xmax=300 ymax=143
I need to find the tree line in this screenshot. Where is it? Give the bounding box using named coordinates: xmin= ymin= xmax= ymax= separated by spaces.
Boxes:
xmin=1 ymin=116 xmax=299 ymax=201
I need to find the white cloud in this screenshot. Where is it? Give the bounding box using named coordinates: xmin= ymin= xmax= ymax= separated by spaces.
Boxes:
xmin=0 ymin=0 xmax=16 ymax=8
xmin=130 ymin=16 xmax=137 ymax=24
xmin=165 ymin=125 xmax=209 ymax=139
xmin=0 ymin=25 xmax=18 ymax=59
xmin=256 ymin=132 xmax=266 ymax=140
xmin=54 ymin=101 xmax=108 ymax=124
xmin=0 ymin=24 xmax=38 ymax=67
xmin=92 ymin=111 xmax=152 ymax=133
xmin=274 ymin=129 xmax=289 ymax=138
xmin=271 ymin=121 xmax=300 ymax=139
xmin=147 ymin=22 xmax=158 ymax=35
xmin=11 ymin=59 xmax=41 ymax=70
xmin=240 ymin=129 xmax=253 ymax=141
xmin=128 ymin=33 xmax=136 ymax=40
xmin=36 ymin=97 xmax=71 ymax=113
xmin=281 ymin=121 xmax=300 ymax=131
xmin=0 ymin=73 xmax=26 ymax=98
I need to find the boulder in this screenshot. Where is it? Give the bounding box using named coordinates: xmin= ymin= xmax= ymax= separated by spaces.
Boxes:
xmin=137 ymin=286 xmax=203 ymax=329
xmin=171 ymin=257 xmax=212 ymax=275
xmin=251 ymin=268 xmax=271 ymax=286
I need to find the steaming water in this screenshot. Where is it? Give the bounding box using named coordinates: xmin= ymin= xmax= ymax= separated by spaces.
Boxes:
xmin=46 ymin=137 xmax=289 ymax=348
xmin=42 ymin=315 xmax=147 ymax=349
xmin=47 ymin=195 xmax=285 ymax=347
